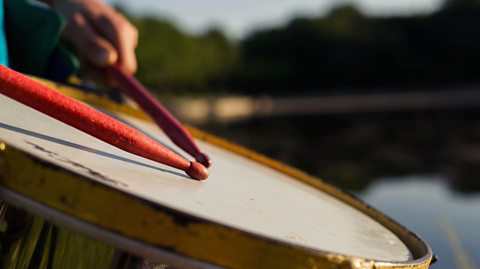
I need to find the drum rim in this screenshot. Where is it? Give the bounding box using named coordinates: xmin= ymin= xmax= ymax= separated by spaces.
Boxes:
xmin=0 ymin=77 xmax=433 ymax=269
xmin=0 ymin=187 xmax=222 ymax=269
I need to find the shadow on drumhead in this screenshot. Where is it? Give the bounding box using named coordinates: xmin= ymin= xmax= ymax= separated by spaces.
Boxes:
xmin=0 ymin=122 xmax=188 ymax=180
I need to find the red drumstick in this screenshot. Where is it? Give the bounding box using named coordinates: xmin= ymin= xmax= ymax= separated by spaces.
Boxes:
xmin=0 ymin=65 xmax=208 ymax=180
xmin=107 ymin=64 xmax=212 ymax=168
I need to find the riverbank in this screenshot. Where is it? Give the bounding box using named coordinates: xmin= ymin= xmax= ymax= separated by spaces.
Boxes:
xmin=166 ymin=88 xmax=480 ymax=123
xmin=198 ymin=107 xmax=480 ymax=193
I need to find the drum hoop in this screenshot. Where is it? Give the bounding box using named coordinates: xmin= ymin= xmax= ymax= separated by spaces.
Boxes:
xmin=0 ymin=187 xmax=222 ymax=269
xmin=0 ymin=77 xmax=433 ymax=269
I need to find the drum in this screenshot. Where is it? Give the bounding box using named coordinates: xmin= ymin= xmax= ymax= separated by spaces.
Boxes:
xmin=0 ymin=78 xmax=433 ymax=268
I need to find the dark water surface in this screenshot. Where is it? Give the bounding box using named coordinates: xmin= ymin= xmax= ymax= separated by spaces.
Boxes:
xmin=202 ymin=109 xmax=480 ymax=269
xmin=359 ymin=177 xmax=480 ymax=269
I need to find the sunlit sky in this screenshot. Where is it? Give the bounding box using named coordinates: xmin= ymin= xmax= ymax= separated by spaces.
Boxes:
xmin=112 ymin=0 xmax=444 ymax=38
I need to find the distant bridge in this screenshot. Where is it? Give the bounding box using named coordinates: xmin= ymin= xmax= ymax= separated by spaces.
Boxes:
xmin=166 ymin=88 xmax=480 ymax=123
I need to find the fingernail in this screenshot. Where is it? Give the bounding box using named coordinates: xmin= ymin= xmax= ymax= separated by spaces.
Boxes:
xmin=95 ymin=50 xmax=116 ymax=66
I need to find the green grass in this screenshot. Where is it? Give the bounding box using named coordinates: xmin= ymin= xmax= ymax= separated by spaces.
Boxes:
xmin=1 ymin=211 xmax=116 ymax=269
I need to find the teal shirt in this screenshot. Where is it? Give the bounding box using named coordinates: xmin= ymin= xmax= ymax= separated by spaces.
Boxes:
xmin=0 ymin=0 xmax=8 ymax=66
xmin=0 ymin=0 xmax=8 ymax=65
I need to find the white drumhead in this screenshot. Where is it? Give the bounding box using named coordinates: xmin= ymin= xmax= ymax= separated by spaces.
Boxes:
xmin=0 ymin=94 xmax=411 ymax=262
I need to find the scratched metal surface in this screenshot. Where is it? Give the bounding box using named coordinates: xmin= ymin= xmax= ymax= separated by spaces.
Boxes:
xmin=0 ymin=93 xmax=411 ymax=262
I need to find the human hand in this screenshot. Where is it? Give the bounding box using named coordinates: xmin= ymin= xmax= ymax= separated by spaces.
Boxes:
xmin=51 ymin=0 xmax=138 ymax=83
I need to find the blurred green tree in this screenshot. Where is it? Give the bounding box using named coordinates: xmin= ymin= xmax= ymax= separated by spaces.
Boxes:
xmin=234 ymin=2 xmax=480 ymax=95
xmin=124 ymin=1 xmax=480 ymax=95
xmin=130 ymin=17 xmax=238 ymax=94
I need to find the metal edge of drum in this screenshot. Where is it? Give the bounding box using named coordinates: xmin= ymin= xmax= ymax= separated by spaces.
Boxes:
xmin=0 ymin=187 xmax=222 ymax=269
xmin=0 ymin=77 xmax=433 ymax=269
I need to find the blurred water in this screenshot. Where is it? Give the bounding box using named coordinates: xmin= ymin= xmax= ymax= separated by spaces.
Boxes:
xmin=203 ymin=111 xmax=480 ymax=269
xmin=358 ymin=176 xmax=480 ymax=269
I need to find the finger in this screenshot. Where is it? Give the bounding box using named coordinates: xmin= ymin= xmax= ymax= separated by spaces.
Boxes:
xmin=79 ymin=57 xmax=117 ymax=87
xmin=89 ymin=12 xmax=138 ymax=74
xmin=63 ymin=13 xmax=118 ymax=67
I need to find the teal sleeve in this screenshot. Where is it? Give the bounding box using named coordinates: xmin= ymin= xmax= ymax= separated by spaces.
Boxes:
xmin=4 ymin=0 xmax=79 ymax=81
xmin=0 ymin=0 xmax=9 ymax=66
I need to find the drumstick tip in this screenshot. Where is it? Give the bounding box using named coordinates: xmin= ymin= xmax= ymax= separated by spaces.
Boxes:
xmin=196 ymin=152 xmax=212 ymax=168
xmin=186 ymin=162 xmax=209 ymax=181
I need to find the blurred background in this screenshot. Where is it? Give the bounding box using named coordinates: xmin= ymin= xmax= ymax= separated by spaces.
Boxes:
xmin=111 ymin=0 xmax=479 ymax=267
